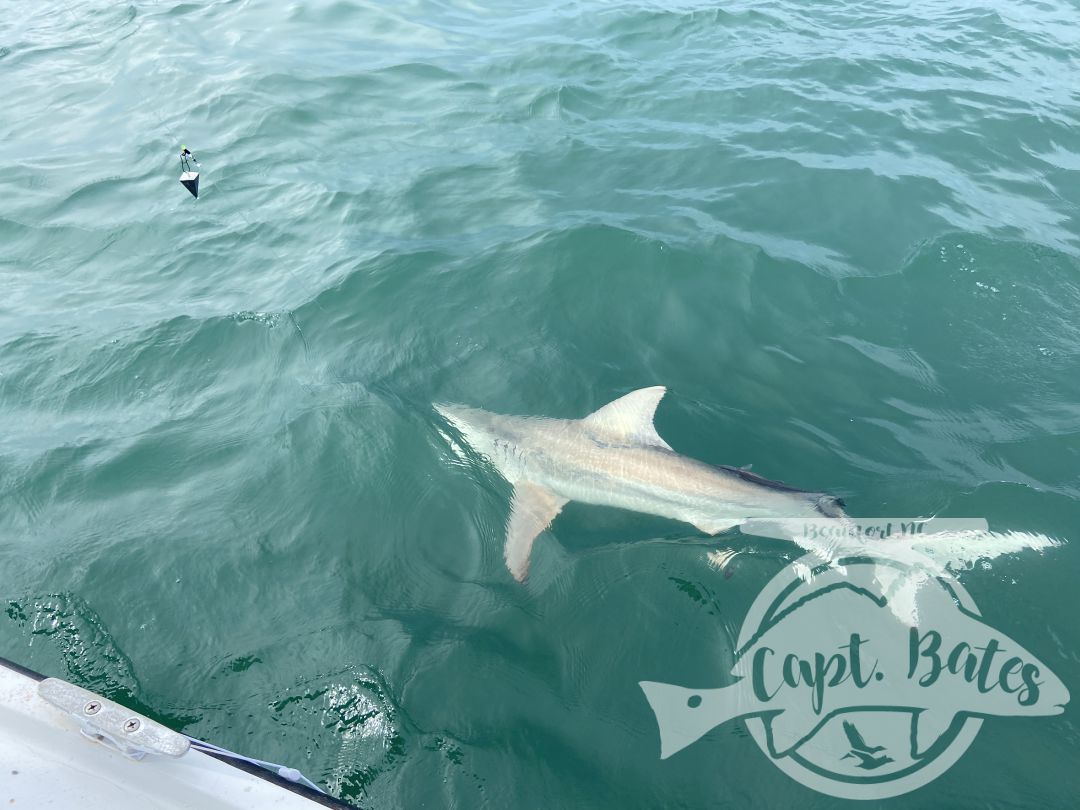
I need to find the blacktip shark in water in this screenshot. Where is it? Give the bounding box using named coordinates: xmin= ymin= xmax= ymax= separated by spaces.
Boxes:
xmin=435 ymin=386 xmax=845 ymax=581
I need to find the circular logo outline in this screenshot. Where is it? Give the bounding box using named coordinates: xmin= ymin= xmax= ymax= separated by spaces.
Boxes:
xmin=738 ymin=553 xmax=983 ymax=800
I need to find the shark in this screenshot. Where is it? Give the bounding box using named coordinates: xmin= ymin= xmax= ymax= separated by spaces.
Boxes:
xmin=434 ymin=386 xmax=845 ymax=581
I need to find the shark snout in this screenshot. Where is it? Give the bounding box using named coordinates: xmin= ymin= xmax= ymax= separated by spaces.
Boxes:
xmin=434 ymin=403 xmax=471 ymax=435
xmin=434 ymin=403 xmax=498 ymax=461
xmin=433 ymin=402 xmax=472 ymax=453
xmin=433 ymin=402 xmax=459 ymax=423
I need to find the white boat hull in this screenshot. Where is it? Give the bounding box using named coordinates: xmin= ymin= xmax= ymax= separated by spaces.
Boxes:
xmin=0 ymin=659 xmax=349 ymax=809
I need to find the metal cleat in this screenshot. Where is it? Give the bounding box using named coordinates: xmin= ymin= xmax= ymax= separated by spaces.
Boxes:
xmin=37 ymin=677 xmax=190 ymax=761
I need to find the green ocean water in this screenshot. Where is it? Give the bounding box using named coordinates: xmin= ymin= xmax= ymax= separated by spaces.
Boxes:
xmin=2 ymin=0 xmax=1080 ymax=806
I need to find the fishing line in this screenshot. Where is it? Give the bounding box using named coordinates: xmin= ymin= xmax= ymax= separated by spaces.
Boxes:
xmin=184 ymin=734 xmax=326 ymax=794
xmin=51 ymin=0 xmax=191 ymax=196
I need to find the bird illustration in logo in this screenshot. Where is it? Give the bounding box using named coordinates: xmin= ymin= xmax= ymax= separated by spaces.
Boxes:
xmin=840 ymin=721 xmax=893 ymax=770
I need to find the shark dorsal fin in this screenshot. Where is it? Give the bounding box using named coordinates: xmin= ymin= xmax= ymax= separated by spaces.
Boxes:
xmin=583 ymin=386 xmax=672 ymax=450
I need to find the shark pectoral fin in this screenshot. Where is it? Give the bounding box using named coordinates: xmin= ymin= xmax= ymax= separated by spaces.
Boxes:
xmin=911 ymin=709 xmax=959 ymax=759
xmin=689 ymin=517 xmax=742 ymax=536
xmin=583 ymin=386 xmax=673 ymax=451
xmin=505 ymin=482 xmax=568 ymax=582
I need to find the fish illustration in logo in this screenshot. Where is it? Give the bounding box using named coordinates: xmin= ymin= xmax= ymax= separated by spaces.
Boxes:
xmin=640 ymin=557 xmax=1069 ymax=779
